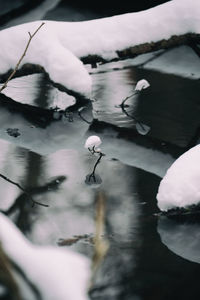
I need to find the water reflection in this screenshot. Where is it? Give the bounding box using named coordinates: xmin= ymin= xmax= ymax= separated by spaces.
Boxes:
xmin=158 ymin=217 xmax=200 ymax=264
xmin=92 ymin=65 xmax=200 ymax=148
xmin=1 ymin=73 xmax=76 ymax=109
xmin=0 ymin=100 xmax=175 ymax=178
xmin=0 ymin=58 xmax=200 ymax=299
xmin=0 ymin=139 xmax=142 ymax=299
xmin=92 ymin=68 xmax=137 ymax=128
xmin=1 ymin=139 xmax=200 ymax=299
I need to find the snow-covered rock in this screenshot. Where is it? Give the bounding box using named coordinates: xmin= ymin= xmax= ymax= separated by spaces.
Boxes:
xmin=0 ymin=0 xmax=199 ymax=96
xmin=0 ymin=212 xmax=90 ymax=300
xmin=157 ymin=145 xmax=200 ymax=211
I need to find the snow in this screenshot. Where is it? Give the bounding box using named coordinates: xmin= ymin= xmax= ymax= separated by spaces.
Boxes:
xmin=0 ymin=212 xmax=90 ymax=300
xmin=0 ymin=0 xmax=199 ymax=96
xmin=134 ymin=79 xmax=150 ymax=91
xmin=84 ymin=135 xmax=102 ymax=150
xmin=157 ymin=145 xmax=200 ymax=211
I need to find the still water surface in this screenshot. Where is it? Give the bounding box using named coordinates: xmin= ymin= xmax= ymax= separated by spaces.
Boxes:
xmin=0 ymin=64 xmax=200 ymax=299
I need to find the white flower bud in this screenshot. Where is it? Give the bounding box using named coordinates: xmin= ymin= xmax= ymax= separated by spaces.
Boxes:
xmin=84 ymin=135 xmax=102 ymax=150
xmin=135 ymin=79 xmax=150 ymax=91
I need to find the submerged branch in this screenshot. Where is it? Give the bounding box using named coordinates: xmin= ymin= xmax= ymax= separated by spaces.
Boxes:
xmin=0 ymin=173 xmax=49 ymax=208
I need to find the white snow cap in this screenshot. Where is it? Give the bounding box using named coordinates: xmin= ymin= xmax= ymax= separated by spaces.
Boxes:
xmin=157 ymin=145 xmax=200 ymax=211
xmin=84 ymin=135 xmax=102 ymax=150
xmin=0 ymin=213 xmax=90 ymax=300
xmin=135 ymin=79 xmax=150 ymax=91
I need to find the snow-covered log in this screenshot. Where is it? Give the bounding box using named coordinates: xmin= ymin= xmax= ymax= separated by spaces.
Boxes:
xmin=0 ymin=0 xmax=199 ymax=96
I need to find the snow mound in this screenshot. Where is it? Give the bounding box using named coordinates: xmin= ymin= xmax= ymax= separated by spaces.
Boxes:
xmin=0 ymin=212 xmax=90 ymax=300
xmin=157 ymin=145 xmax=200 ymax=211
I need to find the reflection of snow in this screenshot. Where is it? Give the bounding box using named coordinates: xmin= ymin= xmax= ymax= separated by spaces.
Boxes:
xmin=0 ymin=212 xmax=90 ymax=300
xmin=157 ymin=145 xmax=200 ymax=211
xmin=144 ymin=46 xmax=200 ymax=80
xmin=33 ymin=149 xmax=141 ymax=299
xmin=89 ymin=46 xmax=200 ymax=81
xmin=158 ymin=217 xmax=200 ymax=264
xmin=0 ymin=116 xmax=174 ymax=178
xmin=1 ymin=74 xmax=76 ymax=108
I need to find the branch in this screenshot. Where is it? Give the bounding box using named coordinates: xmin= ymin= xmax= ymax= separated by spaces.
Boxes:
xmin=89 ymin=152 xmax=104 ymax=182
xmin=0 ymin=22 xmax=45 ymax=92
xmin=81 ymin=33 xmax=200 ymax=65
xmin=0 ymin=173 xmax=48 ymax=208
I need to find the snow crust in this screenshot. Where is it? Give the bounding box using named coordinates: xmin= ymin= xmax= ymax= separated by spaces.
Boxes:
xmin=0 ymin=212 xmax=90 ymax=300
xmin=157 ymin=145 xmax=200 ymax=211
xmin=0 ymin=0 xmax=199 ymax=96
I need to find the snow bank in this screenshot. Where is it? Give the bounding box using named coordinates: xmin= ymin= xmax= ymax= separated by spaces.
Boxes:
xmin=0 ymin=212 xmax=90 ymax=300
xmin=0 ymin=0 xmax=199 ymax=96
xmin=157 ymin=145 xmax=200 ymax=211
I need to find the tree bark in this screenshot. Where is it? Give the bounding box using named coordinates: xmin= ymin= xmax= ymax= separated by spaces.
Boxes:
xmin=81 ymin=33 xmax=200 ymax=65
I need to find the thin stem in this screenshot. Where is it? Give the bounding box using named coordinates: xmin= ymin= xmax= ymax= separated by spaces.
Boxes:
xmin=89 ymin=152 xmax=103 ymax=182
xmin=78 ymin=109 xmax=92 ymax=124
xmin=88 ymin=146 xmax=95 ymax=154
xmin=0 ymin=22 xmax=45 ymax=92
xmin=120 ymin=91 xmax=146 ymax=131
xmin=0 ymin=173 xmax=48 ymax=208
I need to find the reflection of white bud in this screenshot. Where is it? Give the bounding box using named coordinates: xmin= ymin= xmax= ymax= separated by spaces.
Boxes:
xmin=84 ymin=135 xmax=102 ymax=150
xmin=135 ymin=79 xmax=150 ymax=91
xmin=136 ymin=123 xmax=151 ymax=135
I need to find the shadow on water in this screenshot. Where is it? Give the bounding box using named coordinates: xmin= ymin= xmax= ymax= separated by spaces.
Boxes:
xmin=0 ymin=61 xmax=200 ymax=299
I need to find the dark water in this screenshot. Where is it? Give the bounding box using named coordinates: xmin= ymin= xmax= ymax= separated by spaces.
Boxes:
xmin=0 ymin=62 xmax=200 ymax=299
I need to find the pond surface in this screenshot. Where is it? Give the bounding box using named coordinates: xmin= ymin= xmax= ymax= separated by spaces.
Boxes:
xmin=0 ymin=60 xmax=200 ymax=299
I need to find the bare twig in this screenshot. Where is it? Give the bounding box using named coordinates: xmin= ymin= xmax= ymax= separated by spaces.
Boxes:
xmin=0 ymin=173 xmax=48 ymax=208
xmin=89 ymin=152 xmax=104 ymax=182
xmin=0 ymin=22 xmax=45 ymax=92
xmin=78 ymin=107 xmax=92 ymax=124
xmin=120 ymin=92 xmax=149 ymax=132
xmin=120 ymin=91 xmax=140 ymax=121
